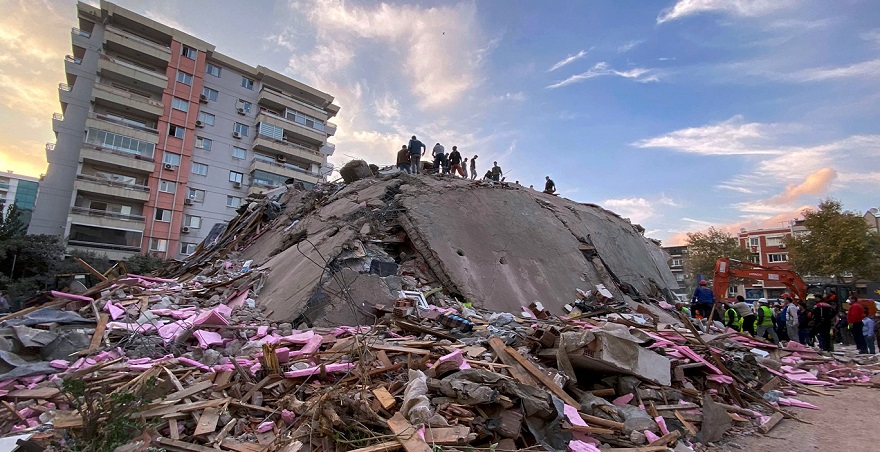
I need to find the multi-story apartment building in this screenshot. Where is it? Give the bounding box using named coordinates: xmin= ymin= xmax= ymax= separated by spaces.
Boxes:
xmin=29 ymin=1 xmax=339 ymax=261
xmin=865 ymin=207 xmax=880 ymax=234
xmin=0 ymin=172 xmax=40 ymax=230
xmin=735 ymin=225 xmax=802 ymax=299
xmin=660 ymin=245 xmax=688 ymax=290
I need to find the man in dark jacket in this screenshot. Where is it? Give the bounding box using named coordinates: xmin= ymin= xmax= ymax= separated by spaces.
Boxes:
xmin=396 ymin=145 xmax=411 ymax=173
xmin=408 ymin=136 xmax=426 ymax=174
xmin=811 ymin=297 xmax=836 ymax=351
xmin=691 ymin=280 xmax=715 ymax=320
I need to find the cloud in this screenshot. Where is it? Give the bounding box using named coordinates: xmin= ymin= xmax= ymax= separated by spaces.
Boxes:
xmin=661 ymin=207 xmax=809 ymax=246
xmin=633 ymin=115 xmax=783 ymax=155
xmin=617 ymin=40 xmax=644 ymax=53
xmin=494 ymin=92 xmax=526 ymax=102
xmin=767 ymin=167 xmax=837 ymax=204
xmin=862 ymin=30 xmax=880 ymax=46
xmin=657 ymin=0 xmax=794 ymax=24
xmin=602 ymin=197 xmax=655 ymax=224
xmin=548 ymin=49 xmax=589 ymax=72
xmin=547 ymin=62 xmax=659 ymax=88
xmin=789 ymin=58 xmax=880 ymax=82
xmin=373 ymin=94 xmax=400 ymax=121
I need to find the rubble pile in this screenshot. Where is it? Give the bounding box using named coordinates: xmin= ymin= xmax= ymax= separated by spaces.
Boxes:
xmin=0 ymin=173 xmax=878 ymax=451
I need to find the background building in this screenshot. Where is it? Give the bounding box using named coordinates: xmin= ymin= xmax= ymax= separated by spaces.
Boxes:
xmin=865 ymin=207 xmax=880 ymax=234
xmin=661 ymin=245 xmax=688 ymax=298
xmin=29 ymin=0 xmax=339 ymax=261
xmin=0 ymin=172 xmax=40 ymax=230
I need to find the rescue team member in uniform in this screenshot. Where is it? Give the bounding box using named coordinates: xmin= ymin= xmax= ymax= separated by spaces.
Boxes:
xmin=756 ymin=298 xmax=780 ymax=344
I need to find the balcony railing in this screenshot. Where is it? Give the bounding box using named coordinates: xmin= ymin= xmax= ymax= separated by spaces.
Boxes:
xmin=65 ymin=55 xmax=82 ymax=64
xmin=71 ymin=206 xmax=145 ymax=222
xmin=76 ymin=174 xmax=150 ymax=192
xmin=99 ymin=54 xmax=166 ymax=78
xmin=255 ymin=133 xmax=322 ymax=157
xmin=59 ymin=82 xmax=72 ymax=92
xmin=94 ymin=82 xmax=164 ymax=108
xmin=259 ymin=87 xmax=327 ymax=116
xmin=53 ymin=113 xmax=64 ymax=121
xmin=88 ymin=112 xmax=158 ymax=134
xmin=105 ymin=26 xmax=171 ymax=53
xmin=252 ymin=155 xmax=320 ymax=178
xmin=71 ymin=27 xmax=91 ymax=38
xmin=260 ymin=110 xmax=328 ymax=136
xmin=0 ymin=183 xmax=9 ymax=191
xmin=81 ymin=142 xmax=155 ymax=162
xmin=68 ymin=240 xmax=141 ymax=252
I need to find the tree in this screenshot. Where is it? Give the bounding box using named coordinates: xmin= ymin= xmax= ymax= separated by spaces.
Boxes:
xmin=785 ymin=198 xmax=880 ymax=282
xmin=684 ymin=227 xmax=752 ymax=292
xmin=0 ymin=202 xmax=27 ymax=240
xmin=0 ymin=234 xmax=66 ymax=304
xmin=125 ymin=253 xmax=164 ymax=275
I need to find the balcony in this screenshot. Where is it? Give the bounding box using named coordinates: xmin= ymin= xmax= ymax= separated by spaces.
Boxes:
xmin=74 ymin=174 xmax=150 ymax=202
xmin=0 ymin=183 xmax=9 ymax=191
xmin=69 ymin=206 xmax=146 ymax=230
xmin=93 ymin=82 xmax=164 ymax=117
xmin=103 ymin=25 xmax=171 ymax=65
xmin=87 ymin=111 xmax=159 ymax=135
xmin=253 ymin=134 xmax=324 ymax=166
xmin=80 ymin=142 xmax=156 ymax=173
xmin=256 ymin=111 xmax=326 ymax=145
xmin=249 ymin=155 xmax=321 ymax=185
xmin=98 ymin=54 xmax=168 ymax=91
xmin=258 ymin=88 xmax=329 ymax=121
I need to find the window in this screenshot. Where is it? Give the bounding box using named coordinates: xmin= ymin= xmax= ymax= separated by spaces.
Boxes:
xmin=768 ymin=253 xmax=788 ymax=263
xmin=238 ymin=99 xmax=252 ymax=114
xmin=87 ymin=128 xmax=156 ymax=158
xmin=285 ymin=109 xmax=325 ymax=132
xmin=180 ymin=242 xmax=197 ymax=255
xmin=187 ymin=188 xmax=205 ymax=202
xmin=150 ymin=238 xmax=168 ymax=252
xmin=257 ymin=122 xmax=283 ymax=140
xmin=181 ymin=45 xmax=197 ymax=59
xmin=232 ymin=147 xmax=246 ymax=160
xmin=671 ymin=258 xmax=682 ymax=267
xmin=206 ymin=63 xmax=221 ymax=77
xmin=176 ymin=71 xmax=193 ymax=85
xmin=162 ymin=152 xmax=181 ymax=166
xmin=748 ymin=254 xmax=761 ymax=264
xmin=195 ymin=136 xmax=213 ymax=150
xmin=229 ymin=171 xmax=244 ymax=184
xmin=197 ymin=112 xmax=215 ymax=125
xmin=748 ymin=237 xmax=759 ymax=247
xmin=201 ymin=87 xmax=218 ymax=101
xmin=169 ymin=124 xmax=185 ymax=139
xmin=226 ymin=196 xmax=242 ymax=208
xmin=241 ymin=77 xmax=254 ymax=90
xmin=766 ymin=236 xmax=784 ymax=247
xmin=171 ymin=97 xmax=189 ymax=112
xmin=191 ymin=162 xmax=208 ymax=176
xmin=184 ymin=214 xmax=202 ymax=229
xmin=233 ymin=123 xmax=249 ymax=137
xmin=154 ymin=209 xmax=172 ymax=222
xmin=158 ymin=179 xmax=176 ymax=194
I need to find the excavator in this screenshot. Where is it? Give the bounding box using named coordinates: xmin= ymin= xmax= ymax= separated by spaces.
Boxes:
xmin=712 ymin=257 xmax=877 ymax=316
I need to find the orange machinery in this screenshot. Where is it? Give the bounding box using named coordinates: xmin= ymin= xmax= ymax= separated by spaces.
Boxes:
xmin=712 ymin=257 xmax=808 ymax=303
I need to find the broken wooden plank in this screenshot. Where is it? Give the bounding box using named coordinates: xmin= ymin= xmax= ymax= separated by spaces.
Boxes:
xmin=423 ymin=426 xmax=471 ymax=445
xmin=168 ymin=419 xmax=180 ymax=440
xmin=674 ymin=411 xmax=698 ymax=436
xmin=3 ymin=387 xmax=61 ymax=400
xmin=161 ymin=380 xmax=214 ymax=402
xmin=193 ymin=407 xmax=221 ymax=436
xmin=759 ymin=412 xmax=784 ymax=433
xmin=372 ymin=387 xmax=397 ymax=410
xmin=761 ymin=376 xmax=782 ymax=393
xmin=349 ymin=441 xmax=402 ymax=452
xmin=387 ymin=412 xmax=433 ymax=452
xmin=491 ymin=337 xmax=578 ymax=406
xmin=156 ymin=437 xmax=219 ymax=452
xmin=653 ymin=403 xmax=699 ymax=411
xmin=487 ymin=337 xmax=538 ymax=386
xmin=648 ymin=430 xmax=681 ymax=446
xmin=563 ymin=424 xmax=616 ymax=435
xmin=140 ymin=397 xmax=231 ymax=418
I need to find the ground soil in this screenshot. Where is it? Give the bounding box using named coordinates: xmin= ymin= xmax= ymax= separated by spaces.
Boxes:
xmin=709 ymin=385 xmax=880 ymax=451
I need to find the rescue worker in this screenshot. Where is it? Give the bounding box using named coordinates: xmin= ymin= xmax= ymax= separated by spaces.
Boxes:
xmin=756 ymin=298 xmax=780 ymax=344
xmin=691 ymin=280 xmax=715 ymax=320
xmin=724 ymin=302 xmax=743 ymax=331
xmin=733 ymin=295 xmax=756 ymax=336
xmin=811 ymin=296 xmax=836 ymax=351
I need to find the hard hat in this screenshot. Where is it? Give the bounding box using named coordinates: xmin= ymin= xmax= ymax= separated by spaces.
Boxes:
xmin=699 ymin=280 xmax=707 ymax=286
xmin=758 ymin=297 xmax=768 ymax=304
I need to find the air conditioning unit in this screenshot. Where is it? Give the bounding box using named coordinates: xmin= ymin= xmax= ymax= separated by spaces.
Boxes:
xmin=181 ymin=226 xmax=190 ymax=233
xmin=184 ymin=198 xmax=193 ymax=205
xmin=195 ymin=120 xmax=204 ymax=127
xmin=232 ymin=131 xmax=241 ymax=138
xmin=199 ymin=94 xmax=208 ymax=103
xmin=779 ymin=243 xmax=787 ymax=248
xmin=276 ymin=154 xmax=287 ymax=163
xmin=163 ymin=163 xmax=174 ymax=171
xmin=233 ymin=182 xmax=242 ymax=188
xmin=237 ymin=107 xmax=245 ymax=114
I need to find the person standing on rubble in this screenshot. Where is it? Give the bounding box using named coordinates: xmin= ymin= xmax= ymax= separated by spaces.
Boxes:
xmin=448 ymin=146 xmax=465 ymax=177
xmin=397 ymin=145 xmax=411 ymax=173
xmin=733 ymin=295 xmax=756 ymax=336
xmin=756 ymin=298 xmax=780 ymax=344
xmin=690 ymin=280 xmax=715 ymax=320
xmin=470 ymin=155 xmax=478 ymax=180
xmin=490 ymin=161 xmax=503 ymax=181
xmin=462 ymin=157 xmax=469 ymax=179
xmin=408 ymin=135 xmax=426 ymax=174
xmin=783 ymin=295 xmax=800 ymax=344
xmin=811 ymin=296 xmax=836 ymax=351
xmin=543 ymin=176 xmax=557 ymax=194
xmin=847 ymin=294 xmax=869 ymax=354
xmin=864 ymin=314 xmax=876 ymax=354
xmin=432 ymin=142 xmax=447 ymax=175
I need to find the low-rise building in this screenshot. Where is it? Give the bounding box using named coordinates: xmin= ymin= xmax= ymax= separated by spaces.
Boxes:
xmin=0 ymin=172 xmax=40 ymax=231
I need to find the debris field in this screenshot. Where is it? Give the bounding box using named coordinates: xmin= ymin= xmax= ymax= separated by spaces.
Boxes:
xmin=1 ymin=169 xmax=878 ymax=451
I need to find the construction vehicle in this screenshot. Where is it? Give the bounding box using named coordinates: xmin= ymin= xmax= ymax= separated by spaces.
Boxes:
xmin=712 ymin=257 xmax=876 ymax=316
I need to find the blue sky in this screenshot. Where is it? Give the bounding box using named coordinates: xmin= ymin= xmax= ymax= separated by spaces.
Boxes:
xmin=1 ymin=0 xmax=878 ymax=244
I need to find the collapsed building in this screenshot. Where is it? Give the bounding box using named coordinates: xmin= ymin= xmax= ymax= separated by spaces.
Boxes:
xmin=2 ymin=167 xmax=876 ymax=452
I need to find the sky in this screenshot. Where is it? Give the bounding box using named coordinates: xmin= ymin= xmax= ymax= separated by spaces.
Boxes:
xmin=1 ymin=0 xmax=878 ymax=245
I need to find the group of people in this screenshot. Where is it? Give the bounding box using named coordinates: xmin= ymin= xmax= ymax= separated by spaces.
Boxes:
xmin=394 ymin=135 xmax=557 ymax=192
xmin=685 ymin=281 xmax=877 ymax=354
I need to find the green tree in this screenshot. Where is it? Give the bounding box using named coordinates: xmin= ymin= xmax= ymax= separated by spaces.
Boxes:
xmin=785 ymin=198 xmax=880 ymax=282
xmin=684 ymin=227 xmax=752 ymax=292
xmin=125 ymin=253 xmax=164 ymax=275
xmin=0 ymin=234 xmax=66 ymax=304
xmin=0 ymin=202 xmax=27 ymax=240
